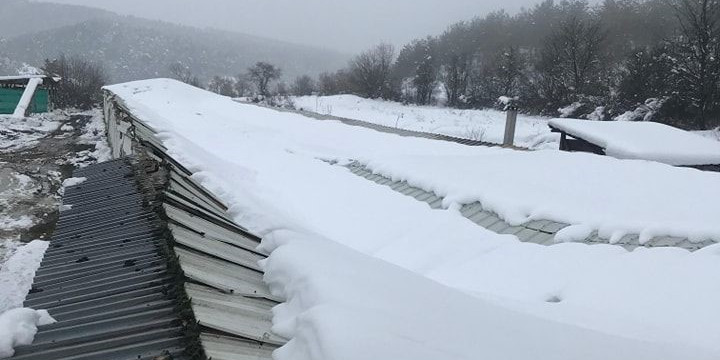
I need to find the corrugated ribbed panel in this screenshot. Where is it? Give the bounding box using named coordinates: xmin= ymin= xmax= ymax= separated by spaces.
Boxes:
xmin=98 ymin=92 xmax=288 ymax=358
xmin=14 ymin=159 xmax=198 ymax=360
xmin=160 ymin=166 xmax=285 ymax=352
xmin=345 ymin=161 xmax=717 ymax=251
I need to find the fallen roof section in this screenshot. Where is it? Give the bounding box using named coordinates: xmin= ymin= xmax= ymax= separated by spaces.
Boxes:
xmin=346 ymin=161 xmax=717 ymax=251
xmin=12 ymin=78 xmax=43 ymax=118
xmin=549 ymin=118 xmax=720 ymax=166
xmin=13 ymin=155 xmax=284 ymax=359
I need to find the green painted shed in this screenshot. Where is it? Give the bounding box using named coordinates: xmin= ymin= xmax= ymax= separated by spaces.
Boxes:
xmin=0 ymin=87 xmax=50 ymax=114
xmin=0 ymin=75 xmax=59 ymax=115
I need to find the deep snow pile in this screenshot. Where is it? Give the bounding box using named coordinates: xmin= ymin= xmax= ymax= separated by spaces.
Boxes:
xmin=695 ymin=128 xmax=720 ymax=142
xmin=0 ymin=308 xmax=55 ymax=358
xmin=293 ymin=95 xmax=558 ymax=149
xmin=261 ymin=232 xmax=718 ymax=360
xmin=364 ymin=149 xmax=720 ymax=243
xmin=0 ymin=240 xmax=53 ymax=358
xmin=0 ymin=241 xmax=48 ymax=314
xmin=549 ymin=118 xmax=720 ymax=166
xmin=106 ymin=79 xmax=720 ymax=358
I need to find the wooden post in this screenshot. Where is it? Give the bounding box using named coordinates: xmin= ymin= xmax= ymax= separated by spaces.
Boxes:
xmin=503 ymin=106 xmax=518 ymax=147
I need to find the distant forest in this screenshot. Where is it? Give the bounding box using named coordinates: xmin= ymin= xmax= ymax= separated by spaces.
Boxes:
xmin=312 ymin=0 xmax=720 ymax=129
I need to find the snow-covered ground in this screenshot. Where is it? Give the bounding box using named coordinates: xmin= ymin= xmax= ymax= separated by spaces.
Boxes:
xmin=695 ymin=128 xmax=720 ymax=142
xmin=106 ymin=79 xmax=720 ymax=359
xmin=0 ymin=114 xmax=61 ymax=153
xmin=293 ymin=95 xmax=559 ymax=149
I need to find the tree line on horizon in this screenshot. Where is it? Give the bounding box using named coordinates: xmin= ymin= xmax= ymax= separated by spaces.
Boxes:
xmin=367 ymin=0 xmax=718 ymax=129
xmin=174 ymin=0 xmax=719 ymax=130
xmin=14 ymin=0 xmax=719 ymax=130
xmin=301 ymin=0 xmax=718 ymax=130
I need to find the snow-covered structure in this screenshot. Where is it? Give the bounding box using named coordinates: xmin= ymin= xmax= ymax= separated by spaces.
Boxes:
xmin=0 ymin=75 xmax=60 ymax=116
xmin=11 ymin=79 xmax=720 ymax=359
xmin=11 ymin=157 xmax=282 ymax=359
xmin=9 ymin=87 xmax=284 ymax=358
xmin=549 ymin=119 xmax=720 ymax=170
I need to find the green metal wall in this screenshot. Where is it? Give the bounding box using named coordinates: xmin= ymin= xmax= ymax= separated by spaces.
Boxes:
xmin=0 ymin=87 xmax=50 ymax=115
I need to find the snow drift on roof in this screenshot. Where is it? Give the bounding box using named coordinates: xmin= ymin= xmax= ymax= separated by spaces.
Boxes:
xmin=103 ymin=79 xmax=720 ymax=358
xmin=549 ymin=118 xmax=720 ymax=166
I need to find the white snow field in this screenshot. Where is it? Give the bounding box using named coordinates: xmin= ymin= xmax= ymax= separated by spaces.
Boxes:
xmin=106 ymin=79 xmax=720 ymax=359
xmin=293 ymin=94 xmax=559 ymax=149
xmin=549 ymin=118 xmax=720 ymax=166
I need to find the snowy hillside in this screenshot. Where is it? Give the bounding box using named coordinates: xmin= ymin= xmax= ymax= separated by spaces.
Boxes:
xmin=0 ymin=1 xmax=348 ymax=82
xmin=293 ymin=95 xmax=559 ymax=149
xmin=102 ymin=79 xmax=720 ymax=359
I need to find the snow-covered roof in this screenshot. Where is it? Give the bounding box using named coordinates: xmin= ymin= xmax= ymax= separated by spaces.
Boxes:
xmin=0 ymin=75 xmax=44 ymax=81
xmin=0 ymin=75 xmax=61 ymax=84
xmin=98 ymin=79 xmax=720 ymax=359
xmin=549 ymin=118 xmax=720 ymax=166
xmin=13 ymin=157 xmax=283 ymax=359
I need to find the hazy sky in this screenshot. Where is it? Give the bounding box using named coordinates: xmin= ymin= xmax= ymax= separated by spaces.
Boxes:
xmin=38 ymin=0 xmax=544 ymax=53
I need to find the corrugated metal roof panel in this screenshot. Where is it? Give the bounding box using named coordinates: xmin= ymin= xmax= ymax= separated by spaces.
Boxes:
xmin=186 ymin=284 xmax=285 ymax=345
xmin=164 ymin=204 xmax=266 ymax=256
xmin=200 ymin=334 xmax=277 ymax=360
xmin=176 ymin=247 xmax=273 ymax=300
xmin=343 ymin=161 xmax=715 ymax=251
xmin=95 ymin=93 xmax=287 ymax=359
xmin=171 ymin=225 xmax=264 ymax=272
xmin=15 ymin=158 xmax=198 ymax=360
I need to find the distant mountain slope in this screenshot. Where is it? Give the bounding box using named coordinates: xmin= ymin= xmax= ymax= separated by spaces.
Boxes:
xmin=0 ymin=2 xmax=348 ymax=82
xmin=0 ymin=0 xmax=113 ymax=38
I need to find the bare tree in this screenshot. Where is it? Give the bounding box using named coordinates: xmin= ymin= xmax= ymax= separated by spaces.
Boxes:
xmin=442 ymin=53 xmax=470 ymax=107
xmin=207 ymin=75 xmax=236 ymax=97
xmin=393 ymin=38 xmax=438 ymax=104
xmin=467 ymin=47 xmax=525 ymax=108
xmin=539 ymin=15 xmax=606 ymax=102
xmin=413 ymin=57 xmax=437 ymax=104
xmin=348 ymin=43 xmax=396 ymax=98
xmin=291 ymin=75 xmax=316 ymax=96
xmin=234 ymin=74 xmax=251 ymax=97
xmin=670 ymin=0 xmax=720 ymax=128
xmin=42 ymin=55 xmax=107 ymax=109
xmin=275 ymin=81 xmax=289 ymax=96
xmin=168 ymin=62 xmax=201 ymax=87
xmin=247 ymin=62 xmax=281 ymax=97
xmin=318 ymin=70 xmax=352 ymax=95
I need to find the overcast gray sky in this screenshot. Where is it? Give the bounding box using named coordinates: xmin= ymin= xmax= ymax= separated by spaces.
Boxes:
xmin=37 ymin=0 xmax=545 ymax=53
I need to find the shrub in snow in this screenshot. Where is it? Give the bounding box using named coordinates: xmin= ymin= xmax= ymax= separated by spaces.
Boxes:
xmin=558 ymin=102 xmax=584 ymax=118
xmin=263 ymin=95 xmax=296 ymax=110
xmin=614 ymin=97 xmax=667 ymax=122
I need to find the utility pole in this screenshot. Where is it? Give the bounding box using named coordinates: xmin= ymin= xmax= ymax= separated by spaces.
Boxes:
xmin=503 ymin=100 xmax=518 ymax=147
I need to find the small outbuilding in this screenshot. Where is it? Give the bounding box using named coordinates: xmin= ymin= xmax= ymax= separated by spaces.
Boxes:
xmin=0 ymin=75 xmax=60 ymax=115
xmin=549 ymin=119 xmax=720 ymax=171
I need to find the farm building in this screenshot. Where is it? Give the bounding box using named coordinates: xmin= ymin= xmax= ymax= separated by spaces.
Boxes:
xmin=0 ymin=75 xmax=60 ymax=116
xmin=549 ymin=118 xmax=720 ymax=171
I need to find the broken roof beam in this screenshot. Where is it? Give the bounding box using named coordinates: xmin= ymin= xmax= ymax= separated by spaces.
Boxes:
xmin=12 ymin=77 xmax=43 ymax=118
